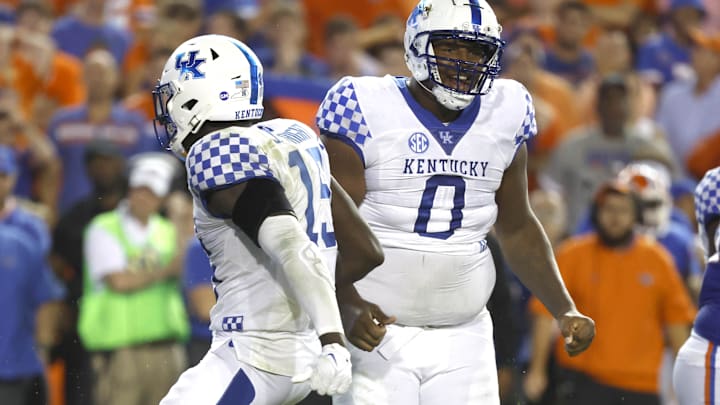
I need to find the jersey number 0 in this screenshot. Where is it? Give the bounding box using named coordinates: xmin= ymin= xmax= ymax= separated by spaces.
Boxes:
xmin=414 ymin=175 xmax=466 ymax=240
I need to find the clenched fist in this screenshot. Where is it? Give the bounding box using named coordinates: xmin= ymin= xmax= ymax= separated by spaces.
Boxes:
xmin=558 ymin=310 xmax=595 ymax=356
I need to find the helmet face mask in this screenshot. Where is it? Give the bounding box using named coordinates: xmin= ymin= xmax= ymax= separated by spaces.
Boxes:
xmin=426 ymin=32 xmax=503 ymax=96
xmin=153 ymin=80 xmax=180 ymax=153
xmin=153 ymin=34 xmax=265 ymax=159
xmin=404 ymin=0 xmax=505 ymax=110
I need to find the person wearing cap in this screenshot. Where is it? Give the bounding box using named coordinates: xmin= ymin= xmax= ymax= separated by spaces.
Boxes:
xmin=542 ymin=73 xmax=674 ymax=231
xmin=77 ymin=153 xmax=189 ymax=405
xmin=635 ymin=0 xmax=706 ymax=86
xmin=673 ymin=166 xmax=720 ymax=404
xmin=525 ymin=180 xmax=695 ymax=405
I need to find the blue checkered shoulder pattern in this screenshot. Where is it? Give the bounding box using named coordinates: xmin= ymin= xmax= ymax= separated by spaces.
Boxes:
xmin=316 ymin=77 xmax=371 ymax=147
xmin=695 ymin=167 xmax=720 ymax=225
xmin=514 ymin=91 xmax=538 ymax=147
xmin=187 ymin=131 xmax=274 ymax=194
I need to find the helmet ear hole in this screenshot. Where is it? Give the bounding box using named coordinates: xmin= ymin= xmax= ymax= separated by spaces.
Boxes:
xmin=182 ymin=99 xmax=198 ymax=110
xmin=210 ymin=49 xmax=219 ymax=60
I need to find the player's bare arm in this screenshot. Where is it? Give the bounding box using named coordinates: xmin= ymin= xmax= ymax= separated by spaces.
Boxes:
xmin=206 ymin=179 xmax=345 ymax=347
xmin=494 ymin=144 xmax=595 ymax=356
xmin=324 ymin=136 xmax=397 ymax=351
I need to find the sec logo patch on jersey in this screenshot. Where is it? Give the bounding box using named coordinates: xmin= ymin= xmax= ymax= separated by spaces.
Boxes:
xmin=408 ymin=132 xmax=429 ymax=154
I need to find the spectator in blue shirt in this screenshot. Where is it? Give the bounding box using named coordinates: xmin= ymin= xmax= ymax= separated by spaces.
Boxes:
xmin=51 ymin=0 xmax=131 ymax=64
xmin=543 ymin=1 xmax=595 ymax=86
xmin=0 ymin=146 xmax=65 ymax=405
xmin=0 ymin=145 xmax=50 ymax=255
xmin=49 ymin=49 xmax=158 ymax=214
xmin=635 ymin=0 xmax=706 ymax=86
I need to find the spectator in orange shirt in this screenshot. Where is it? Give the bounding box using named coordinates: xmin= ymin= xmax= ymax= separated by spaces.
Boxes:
xmin=0 ymin=1 xmax=86 ymax=129
xmin=524 ymin=181 xmax=695 ymax=405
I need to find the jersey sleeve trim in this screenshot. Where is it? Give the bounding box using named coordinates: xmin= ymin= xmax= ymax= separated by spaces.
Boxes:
xmin=187 ymin=131 xmax=275 ymax=195
xmin=316 ymin=76 xmax=371 ymax=165
xmin=513 ymin=90 xmax=538 ymax=151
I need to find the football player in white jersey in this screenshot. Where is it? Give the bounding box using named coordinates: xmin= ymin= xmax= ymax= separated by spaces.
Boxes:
xmin=317 ymin=1 xmax=596 ymax=404
xmin=673 ymin=167 xmax=720 ymax=405
xmin=152 ymin=34 xmax=383 ymax=405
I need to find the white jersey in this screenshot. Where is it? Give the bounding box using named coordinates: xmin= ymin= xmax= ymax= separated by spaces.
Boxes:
xmin=317 ymin=75 xmax=537 ymax=326
xmin=185 ymin=118 xmax=336 ymax=376
xmin=317 ymin=75 xmax=536 ymax=256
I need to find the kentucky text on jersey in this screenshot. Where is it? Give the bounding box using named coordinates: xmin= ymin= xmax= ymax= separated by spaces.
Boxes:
xmin=402 ymin=158 xmax=489 ymax=177
xmin=235 ymin=108 xmax=264 ymax=120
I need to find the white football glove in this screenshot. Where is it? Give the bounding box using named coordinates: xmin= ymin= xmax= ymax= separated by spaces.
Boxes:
xmin=291 ymin=343 xmax=352 ymax=396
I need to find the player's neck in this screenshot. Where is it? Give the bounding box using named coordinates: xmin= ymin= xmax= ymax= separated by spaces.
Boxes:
xmin=407 ymin=79 xmax=462 ymax=123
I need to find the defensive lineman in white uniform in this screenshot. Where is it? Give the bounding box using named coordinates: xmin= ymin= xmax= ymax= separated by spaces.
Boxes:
xmin=318 ymin=1 xmax=596 ymax=404
xmin=152 ymin=35 xmax=381 ymax=404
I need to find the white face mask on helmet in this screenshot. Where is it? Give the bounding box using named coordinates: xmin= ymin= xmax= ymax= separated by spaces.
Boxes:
xmin=153 ymin=34 xmax=264 ymax=159
xmin=404 ymin=0 xmax=505 ymax=111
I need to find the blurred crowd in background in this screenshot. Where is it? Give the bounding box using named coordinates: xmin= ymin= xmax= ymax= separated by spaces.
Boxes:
xmin=0 ymin=0 xmax=719 ymax=404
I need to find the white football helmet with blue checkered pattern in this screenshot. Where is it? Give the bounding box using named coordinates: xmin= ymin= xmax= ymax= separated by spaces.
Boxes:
xmin=154 ymin=34 xmax=264 ymax=158
xmin=404 ymin=0 xmax=504 ymax=111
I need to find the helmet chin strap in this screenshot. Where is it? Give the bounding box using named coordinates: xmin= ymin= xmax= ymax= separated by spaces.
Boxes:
xmin=416 ymin=79 xmax=474 ymax=111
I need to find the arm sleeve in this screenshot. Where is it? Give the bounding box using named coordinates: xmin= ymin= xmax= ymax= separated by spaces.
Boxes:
xmin=315 ymin=76 xmax=372 ymax=165
xmin=84 ymin=222 xmax=127 ymax=284
xmin=186 ymin=131 xmax=276 ymax=205
xmin=257 ymin=214 xmax=344 ymax=337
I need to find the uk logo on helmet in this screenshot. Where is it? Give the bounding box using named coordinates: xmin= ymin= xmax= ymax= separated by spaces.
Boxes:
xmin=175 ymin=50 xmax=206 ymax=80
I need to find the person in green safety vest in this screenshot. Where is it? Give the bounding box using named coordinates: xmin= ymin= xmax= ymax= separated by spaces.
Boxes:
xmin=78 ymin=152 xmax=189 ymax=405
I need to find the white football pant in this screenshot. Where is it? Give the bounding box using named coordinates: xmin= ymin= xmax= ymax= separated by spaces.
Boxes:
xmin=334 ymin=308 xmax=499 ymax=405
xmin=160 ymin=338 xmax=311 ymax=405
xmin=673 ymin=330 xmax=720 ymax=405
